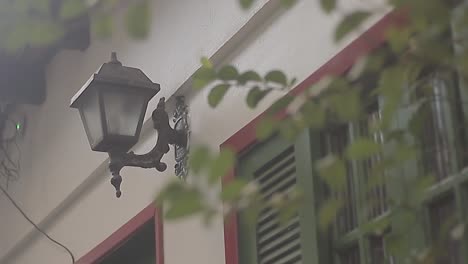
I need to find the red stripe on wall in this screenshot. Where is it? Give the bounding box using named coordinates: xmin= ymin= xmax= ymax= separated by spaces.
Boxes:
xmin=223 ymin=168 xmax=239 ymax=264
xmin=155 ymin=207 xmax=164 ymax=264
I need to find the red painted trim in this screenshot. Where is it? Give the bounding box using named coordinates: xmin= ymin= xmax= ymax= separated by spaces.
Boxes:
xmin=155 ymin=207 xmax=164 ymax=264
xmin=223 ymin=169 xmax=239 ymax=264
xmin=221 ymin=10 xmax=406 ymax=264
xmin=76 ymin=204 xmax=164 ymax=264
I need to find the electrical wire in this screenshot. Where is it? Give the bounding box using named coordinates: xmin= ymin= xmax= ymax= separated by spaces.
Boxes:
xmin=0 ymin=183 xmax=76 ymax=263
xmin=0 ymin=106 xmax=75 ymax=262
xmin=0 ymin=115 xmax=21 ymax=185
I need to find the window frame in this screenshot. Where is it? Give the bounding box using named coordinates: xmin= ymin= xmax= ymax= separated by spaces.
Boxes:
xmin=220 ymin=10 xmax=407 ymax=264
xmin=76 ymin=204 xmax=164 ymax=264
xmin=408 ymin=71 xmax=468 ymax=263
xmin=421 ymin=176 xmax=468 ymax=264
xmin=331 ymin=109 xmax=393 ymax=263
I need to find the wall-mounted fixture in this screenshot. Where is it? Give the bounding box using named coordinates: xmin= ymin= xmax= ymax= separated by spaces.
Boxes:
xmin=70 ymin=52 xmax=189 ymax=198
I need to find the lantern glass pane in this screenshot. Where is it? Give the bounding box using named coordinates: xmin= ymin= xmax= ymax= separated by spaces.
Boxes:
xmin=80 ymin=89 xmax=103 ymax=147
xmin=103 ymin=89 xmax=145 ymax=137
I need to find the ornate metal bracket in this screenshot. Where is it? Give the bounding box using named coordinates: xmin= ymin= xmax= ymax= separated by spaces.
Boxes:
xmin=173 ymin=96 xmax=190 ymax=180
xmin=108 ymin=97 xmax=189 ymax=198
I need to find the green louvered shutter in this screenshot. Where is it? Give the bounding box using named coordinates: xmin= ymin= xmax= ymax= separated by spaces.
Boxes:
xmin=237 ymin=131 xmax=325 ymax=264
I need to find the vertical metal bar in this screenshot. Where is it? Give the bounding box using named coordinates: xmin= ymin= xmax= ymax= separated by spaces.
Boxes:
xmin=345 ymin=124 xmax=358 ymax=232
xmin=431 ymin=77 xmax=451 ymax=179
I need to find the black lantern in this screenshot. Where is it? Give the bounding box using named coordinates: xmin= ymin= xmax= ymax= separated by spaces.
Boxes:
xmin=71 ymin=52 xmax=189 ymax=198
xmin=71 ymin=52 xmax=160 ymax=152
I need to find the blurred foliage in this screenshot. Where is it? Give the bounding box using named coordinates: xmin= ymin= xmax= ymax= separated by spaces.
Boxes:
xmin=5 ymin=0 xmax=468 ymax=263
xmin=193 ymin=56 xmax=296 ymax=108
xmin=188 ymin=0 xmax=468 ymax=262
xmin=0 ymin=0 xmax=154 ymax=53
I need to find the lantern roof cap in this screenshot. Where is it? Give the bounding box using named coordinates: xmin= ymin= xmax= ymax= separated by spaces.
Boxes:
xmin=70 ymin=52 xmax=160 ymax=108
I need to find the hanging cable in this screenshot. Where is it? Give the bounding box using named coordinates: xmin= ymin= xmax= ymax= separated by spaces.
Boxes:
xmin=0 ymin=105 xmax=21 ymax=187
xmin=0 ymin=184 xmax=76 ymax=263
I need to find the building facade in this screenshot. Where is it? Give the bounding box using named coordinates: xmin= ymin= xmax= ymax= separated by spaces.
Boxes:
xmin=2 ymin=0 xmax=466 ymax=263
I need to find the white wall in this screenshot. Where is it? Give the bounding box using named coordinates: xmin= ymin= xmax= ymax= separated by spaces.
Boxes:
xmin=0 ymin=0 xmax=386 ymax=263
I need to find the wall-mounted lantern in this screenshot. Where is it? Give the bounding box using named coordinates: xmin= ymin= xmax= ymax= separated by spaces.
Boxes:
xmin=70 ymin=52 xmax=189 ymax=198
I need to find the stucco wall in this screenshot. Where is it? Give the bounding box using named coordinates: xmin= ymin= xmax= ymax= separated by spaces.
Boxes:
xmin=0 ymin=0 xmax=386 ymax=263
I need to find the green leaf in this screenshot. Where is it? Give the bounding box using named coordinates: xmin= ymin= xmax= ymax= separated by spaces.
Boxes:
xmin=28 ymin=21 xmax=64 ymax=47
xmin=335 ymin=11 xmax=371 ymax=42
xmin=409 ymin=175 xmax=435 ymax=205
xmin=321 ymin=77 xmax=348 ymax=97
xmin=265 ymin=70 xmax=288 ymax=86
xmin=281 ymin=0 xmax=297 ymax=8
xmin=155 ymin=180 xmax=186 ymax=205
xmin=386 ymin=26 xmax=412 ymax=54
xmin=320 ymin=0 xmax=336 ymax=13
xmin=256 ymin=116 xmax=278 ymax=140
xmin=243 ymin=202 xmax=262 ymax=229
xmin=370 ymin=157 xmax=396 ymax=177
xmin=280 ymin=124 xmax=298 ymax=142
xmin=361 ymin=213 xmax=390 ymax=235
xmin=221 ymin=179 xmax=248 ymax=201
xmin=394 ymin=143 xmax=418 ymax=163
xmin=378 ymin=66 xmax=406 ymax=128
xmin=300 ymin=101 xmax=326 ymax=128
xmin=408 ymin=100 xmax=430 ymax=139
xmin=365 ymin=50 xmax=388 ymax=72
xmin=405 ymin=61 xmax=424 ymax=83
xmin=165 ymin=189 xmax=205 ymax=219
xmin=366 ymin=173 xmax=386 ymax=191
xmin=385 ymin=129 xmax=406 ymax=143
xmin=266 ymin=95 xmax=294 ymax=115
xmin=92 ymin=14 xmax=113 ymax=39
xmin=189 ymin=146 xmax=211 ymax=174
xmin=406 ymin=0 xmax=450 ymax=25
xmin=239 ymin=0 xmax=255 ymax=9
xmin=318 ymin=198 xmax=343 ymax=229
xmin=59 ymin=0 xmax=86 ymax=20
xmin=414 ymin=37 xmax=453 ymax=65
xmin=126 ymin=0 xmax=151 ymax=39
xmin=218 ymin=65 xmax=239 ymax=81
xmin=201 ymin=57 xmax=213 ymax=69
xmin=278 ymin=200 xmax=299 ymax=225
xmin=238 ymin=70 xmax=262 ymax=85
xmin=209 ymin=148 xmax=235 ymax=184
xmin=193 ymin=67 xmax=217 ymax=90
xmin=4 ymin=23 xmax=28 ymax=53
xmin=316 ymin=155 xmax=347 ymax=190
xmin=246 ymin=87 xmax=272 ymax=108
xmin=278 ymin=118 xmax=300 ymax=141
xmin=392 ymin=208 xmax=417 ymax=228
xmin=385 ymin=232 xmax=408 ymax=258
xmin=328 ymin=89 xmax=361 ymax=121
xmin=208 ymin=84 xmax=230 ymax=107
xmin=28 ymin=0 xmax=50 ymax=15
xmin=345 ymin=138 xmax=381 ymax=161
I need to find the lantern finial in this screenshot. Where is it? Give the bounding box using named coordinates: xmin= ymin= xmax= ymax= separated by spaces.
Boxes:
xmin=110 ymin=52 xmax=122 ymax=65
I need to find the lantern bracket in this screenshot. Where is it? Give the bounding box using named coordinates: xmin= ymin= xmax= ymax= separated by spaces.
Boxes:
xmin=108 ymin=97 xmax=188 ymax=198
